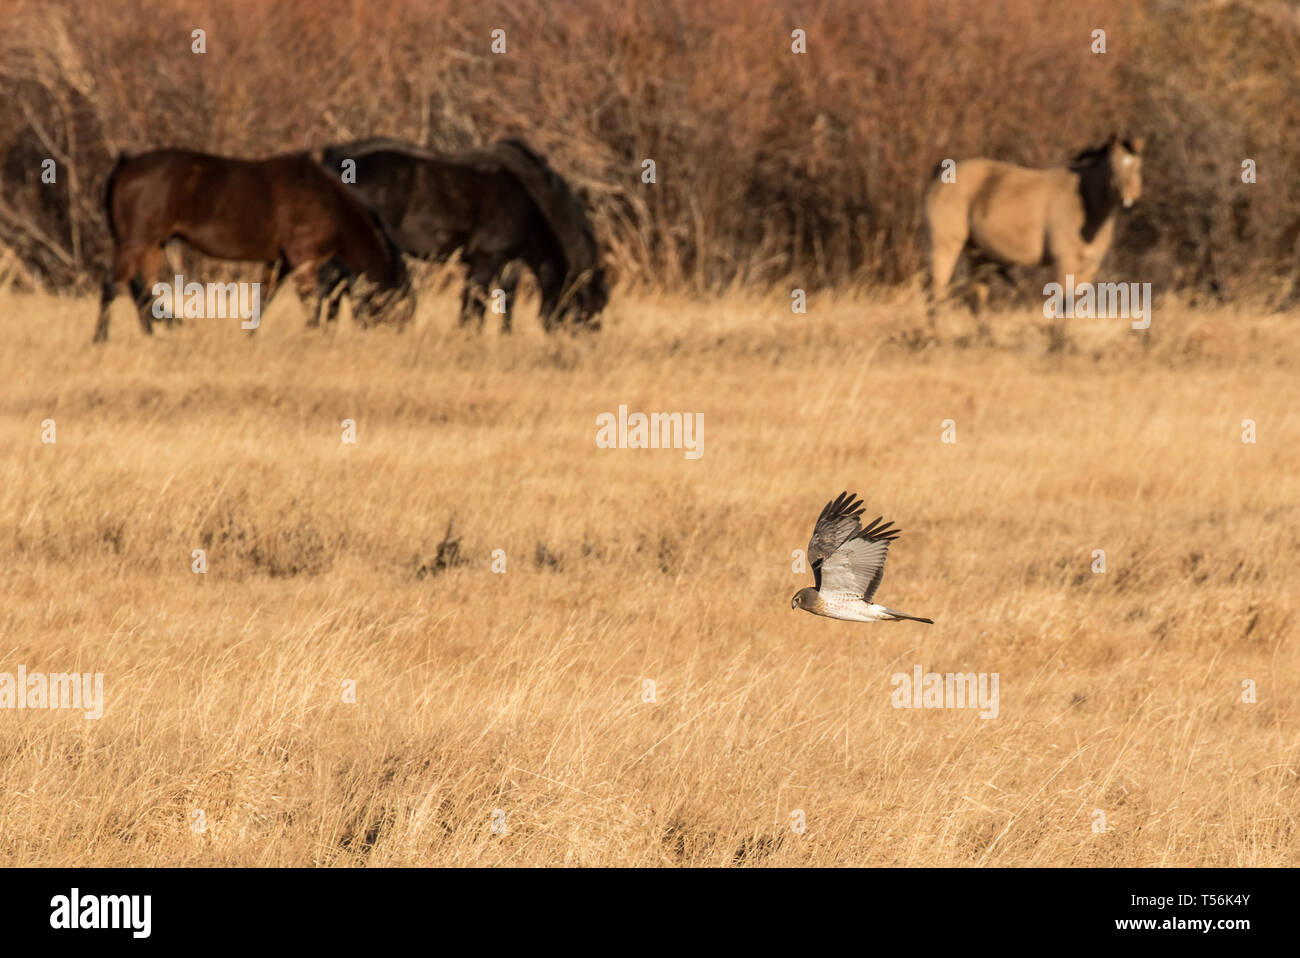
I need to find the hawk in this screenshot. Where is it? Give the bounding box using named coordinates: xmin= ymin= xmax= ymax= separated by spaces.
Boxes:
xmin=791 ymin=491 xmax=933 ymax=623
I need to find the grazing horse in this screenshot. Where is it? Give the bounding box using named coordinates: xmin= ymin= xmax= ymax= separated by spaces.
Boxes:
xmin=93 ymin=149 xmax=410 ymax=342
xmin=320 ymin=137 xmax=608 ymax=333
xmin=925 ymin=134 xmax=1144 ymax=314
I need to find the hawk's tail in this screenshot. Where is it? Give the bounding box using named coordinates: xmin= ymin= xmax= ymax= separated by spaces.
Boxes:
xmin=884 ymin=607 xmax=934 ymax=624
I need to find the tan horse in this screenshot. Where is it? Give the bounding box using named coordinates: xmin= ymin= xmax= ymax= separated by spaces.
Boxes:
xmin=925 ymin=135 xmax=1144 ymax=314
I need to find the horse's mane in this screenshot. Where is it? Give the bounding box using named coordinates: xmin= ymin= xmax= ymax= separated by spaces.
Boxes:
xmin=1070 ymin=143 xmax=1111 ymax=166
xmin=320 ymin=137 xmax=427 ymax=172
xmin=489 ymin=138 xmax=602 ymax=282
xmin=1071 ymin=138 xmax=1140 ymax=166
xmin=495 ymin=137 xmax=547 ymax=168
xmin=1069 ymin=141 xmax=1126 ymax=243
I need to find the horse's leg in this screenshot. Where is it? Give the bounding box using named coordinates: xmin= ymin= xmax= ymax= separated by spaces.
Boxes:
xmin=958 ymin=258 xmax=1008 ymax=343
xmin=969 ymin=260 xmax=1002 ymax=311
xmin=927 ymin=236 xmax=964 ymax=323
xmin=392 ymin=275 xmax=417 ymax=329
xmin=495 ymin=262 xmax=519 ymax=335
xmin=971 ymin=266 xmax=996 ymax=344
xmin=456 ymin=252 xmax=479 ymax=329
xmin=330 ymin=267 xmax=352 ymax=326
xmin=459 ymin=255 xmax=494 ymax=331
xmin=1043 ymin=262 xmax=1087 ymax=352
xmin=128 ymin=276 xmax=150 ymax=335
xmin=259 ymin=257 xmax=285 ymax=310
xmin=129 ymin=244 xmax=165 ymax=336
xmin=535 ymin=262 xmax=563 ymax=333
xmin=982 ymin=263 xmax=1016 ymax=342
xmin=352 ymin=277 xmax=375 ymax=329
xmin=294 ymin=262 xmax=321 ymax=328
xmin=363 ymin=271 xmax=415 ymax=329
xmin=348 ymin=281 xmax=366 ymax=329
xmin=1072 ymin=262 xmax=1100 ymax=289
xmin=457 ymin=281 xmax=480 ymax=330
xmin=316 ymin=259 xmax=349 ymax=327
xmin=539 ymin=289 xmax=560 ymax=333
xmin=162 ymin=240 xmax=184 ymax=328
xmin=238 ymin=258 xmax=282 ymax=335
xmin=93 ymin=256 xmax=127 ymax=343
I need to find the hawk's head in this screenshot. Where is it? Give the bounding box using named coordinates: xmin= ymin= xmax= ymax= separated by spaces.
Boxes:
xmin=791 ymin=587 xmax=820 ymax=612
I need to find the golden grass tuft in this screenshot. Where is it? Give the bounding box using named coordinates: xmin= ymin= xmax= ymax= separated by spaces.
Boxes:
xmin=0 ymin=285 xmax=1295 ymax=865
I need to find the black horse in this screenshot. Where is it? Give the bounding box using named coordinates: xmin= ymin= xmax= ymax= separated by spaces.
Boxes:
xmin=321 ymin=137 xmax=608 ymax=332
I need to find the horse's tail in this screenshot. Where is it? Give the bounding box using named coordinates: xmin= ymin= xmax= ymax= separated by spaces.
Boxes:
xmin=360 ymin=202 xmax=407 ymax=290
xmin=103 ymin=151 xmax=129 ymax=242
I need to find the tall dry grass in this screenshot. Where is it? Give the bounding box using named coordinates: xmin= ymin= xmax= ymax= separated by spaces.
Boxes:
xmin=2 ymin=0 xmax=1299 ymax=298
xmin=0 ymin=286 xmax=1296 ymax=865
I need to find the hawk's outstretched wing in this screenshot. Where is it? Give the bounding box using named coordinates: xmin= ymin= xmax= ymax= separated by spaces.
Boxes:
xmin=818 ymin=516 xmax=900 ymax=602
xmin=807 ymin=491 xmax=865 ymax=590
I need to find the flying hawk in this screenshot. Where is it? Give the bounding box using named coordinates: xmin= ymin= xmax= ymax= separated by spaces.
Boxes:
xmin=791 ymin=491 xmax=933 ymax=623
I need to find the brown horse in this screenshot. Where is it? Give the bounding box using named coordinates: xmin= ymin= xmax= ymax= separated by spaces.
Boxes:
xmin=93 ymin=149 xmax=410 ymax=342
xmin=925 ymin=134 xmax=1144 ymax=314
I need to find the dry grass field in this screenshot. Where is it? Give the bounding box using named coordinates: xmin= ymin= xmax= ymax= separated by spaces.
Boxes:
xmin=0 ymin=283 xmax=1296 ymax=866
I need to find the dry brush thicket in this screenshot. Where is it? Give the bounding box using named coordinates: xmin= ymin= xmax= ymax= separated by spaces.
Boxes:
xmin=1 ymin=0 xmax=1299 ymax=298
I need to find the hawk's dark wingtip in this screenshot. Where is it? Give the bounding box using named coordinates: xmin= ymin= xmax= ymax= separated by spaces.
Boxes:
xmin=858 ymin=515 xmax=901 ymax=542
xmin=819 ymin=490 xmax=865 ymax=522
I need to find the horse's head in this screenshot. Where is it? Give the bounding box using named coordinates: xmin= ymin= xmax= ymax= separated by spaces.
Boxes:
xmin=574 ymin=265 xmax=610 ymax=326
xmin=547 ymin=264 xmax=609 ymax=331
xmin=352 ymin=270 xmax=415 ymax=328
xmin=1109 ymin=135 xmax=1145 ymax=209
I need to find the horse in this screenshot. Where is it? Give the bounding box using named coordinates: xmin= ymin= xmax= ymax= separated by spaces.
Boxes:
xmin=93 ymin=148 xmax=410 ymax=342
xmin=320 ymin=137 xmax=608 ymax=333
xmin=924 ymin=134 xmax=1144 ymax=317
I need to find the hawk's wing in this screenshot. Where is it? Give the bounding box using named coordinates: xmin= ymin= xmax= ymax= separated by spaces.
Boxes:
xmin=818 ymin=516 xmax=900 ymax=602
xmin=807 ymin=491 xmax=865 ymax=590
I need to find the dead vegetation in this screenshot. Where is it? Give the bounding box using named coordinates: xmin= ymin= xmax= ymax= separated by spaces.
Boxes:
xmin=0 ymin=285 xmax=1295 ymax=865
xmin=1 ymin=0 xmax=1299 ymax=300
